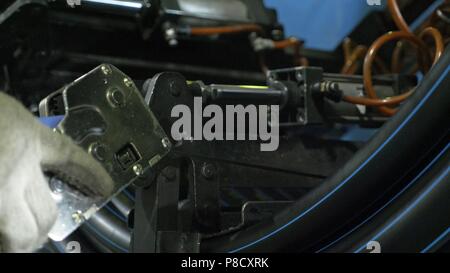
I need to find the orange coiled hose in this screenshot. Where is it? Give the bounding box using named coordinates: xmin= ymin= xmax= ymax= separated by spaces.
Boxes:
xmin=189 ymin=24 xmax=264 ymax=36
xmin=341 ymin=43 xmax=389 ymax=75
xmin=273 ymin=37 xmax=301 ymax=49
xmin=343 ymin=0 xmax=445 ymax=116
xmin=341 ymin=44 xmax=367 ymax=74
xmin=419 ymin=27 xmax=445 ymax=64
xmin=189 ymin=25 xmax=305 ymax=69
xmin=343 ymin=31 xmax=431 ymax=108
xmin=387 ymin=0 xmax=412 ymax=33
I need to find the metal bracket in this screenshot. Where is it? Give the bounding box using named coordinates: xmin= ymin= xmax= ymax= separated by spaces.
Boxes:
xmin=0 ymin=0 xmax=48 ymax=25
xmin=39 ymin=64 xmax=171 ymax=241
xmin=132 ymin=165 xmax=201 ymax=253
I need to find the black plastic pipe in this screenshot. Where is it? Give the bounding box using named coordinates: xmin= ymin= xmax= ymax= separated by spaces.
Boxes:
xmin=202 ymin=46 xmax=450 ymax=252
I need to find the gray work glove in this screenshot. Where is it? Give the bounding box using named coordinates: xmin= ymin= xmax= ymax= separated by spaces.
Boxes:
xmin=0 ymin=92 xmax=114 ymax=253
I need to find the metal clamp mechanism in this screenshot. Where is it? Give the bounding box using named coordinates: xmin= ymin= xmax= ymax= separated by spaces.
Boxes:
xmin=39 ymin=64 xmax=171 ymax=241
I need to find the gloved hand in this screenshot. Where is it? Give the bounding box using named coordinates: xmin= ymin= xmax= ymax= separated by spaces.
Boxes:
xmin=0 ymin=93 xmax=114 ymax=253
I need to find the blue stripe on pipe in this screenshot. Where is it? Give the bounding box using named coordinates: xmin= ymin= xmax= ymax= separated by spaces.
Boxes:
xmin=355 ymin=166 xmax=450 ymax=252
xmin=421 ymin=227 xmax=450 ymax=253
xmin=230 ymin=66 xmax=450 ymax=253
xmin=317 ymin=141 xmax=449 ymax=252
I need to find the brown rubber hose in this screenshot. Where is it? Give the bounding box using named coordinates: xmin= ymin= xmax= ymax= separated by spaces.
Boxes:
xmin=387 ymin=0 xmax=412 ymax=33
xmin=273 ymin=37 xmax=301 ymax=49
xmin=419 ymin=27 xmax=445 ymax=64
xmin=343 ymin=0 xmax=444 ymax=116
xmin=362 ymin=28 xmax=443 ymax=116
xmin=342 ymin=31 xmax=430 ymax=114
xmin=190 ymin=24 xmax=263 ymax=36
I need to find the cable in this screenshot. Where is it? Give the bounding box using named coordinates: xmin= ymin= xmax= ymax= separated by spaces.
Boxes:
xmin=189 ymin=24 xmax=264 ymax=36
xmin=273 ymin=37 xmax=307 ymax=66
xmin=187 ymin=24 xmax=306 ymax=70
xmin=273 ymin=37 xmax=301 ymax=49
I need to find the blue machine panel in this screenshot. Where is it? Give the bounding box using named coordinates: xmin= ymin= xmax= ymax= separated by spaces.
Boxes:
xmin=264 ymin=0 xmax=384 ymax=51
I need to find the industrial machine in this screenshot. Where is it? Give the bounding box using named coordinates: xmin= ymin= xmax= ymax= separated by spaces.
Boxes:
xmin=0 ymin=0 xmax=449 ymax=253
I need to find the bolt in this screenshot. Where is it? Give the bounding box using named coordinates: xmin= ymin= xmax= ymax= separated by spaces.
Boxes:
xmin=166 ymin=28 xmax=176 ymax=37
xmin=296 ymin=110 xmax=306 ymax=124
xmin=107 ymin=88 xmax=125 ymax=107
xmin=201 ymin=163 xmax=216 ymax=179
xmin=123 ymin=78 xmax=134 ymax=88
xmin=161 ymin=137 xmax=171 ymax=149
xmin=133 ymin=164 xmax=143 ymax=176
xmin=50 ymin=177 xmax=65 ymax=193
xmin=101 ymin=65 xmax=112 ymax=75
xmin=165 ymin=27 xmax=178 ymax=47
xmin=89 ymin=143 xmax=107 ymax=161
xmin=72 ymin=211 xmax=85 ymax=224
xmin=296 ymin=71 xmax=304 ymax=82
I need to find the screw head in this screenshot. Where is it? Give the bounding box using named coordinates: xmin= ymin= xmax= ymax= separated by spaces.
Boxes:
xmin=123 ymin=78 xmax=134 ymax=88
xmin=295 ymin=71 xmax=304 ymax=82
xmin=296 ymin=110 xmax=306 ymax=124
xmin=50 ymin=177 xmax=65 ymax=193
xmin=201 ymin=163 xmax=216 ymax=179
xmin=161 ymin=137 xmax=171 ymax=149
xmin=101 ymin=65 xmax=112 ymax=75
xmin=133 ymin=164 xmax=143 ymax=176
xmin=89 ymin=143 xmax=107 ymax=161
xmin=72 ymin=211 xmax=85 ymax=224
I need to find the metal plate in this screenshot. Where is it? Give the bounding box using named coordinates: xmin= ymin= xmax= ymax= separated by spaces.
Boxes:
xmin=39 ymin=64 xmax=172 ymax=241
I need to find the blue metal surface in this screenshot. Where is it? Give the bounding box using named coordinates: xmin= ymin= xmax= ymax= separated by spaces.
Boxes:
xmin=410 ymin=0 xmax=445 ymax=30
xmin=265 ymin=0 xmax=444 ymax=51
xmin=264 ymin=0 xmax=384 ymax=51
xmin=298 ymin=125 xmax=377 ymax=143
xmin=39 ymin=116 xmax=64 ymax=128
